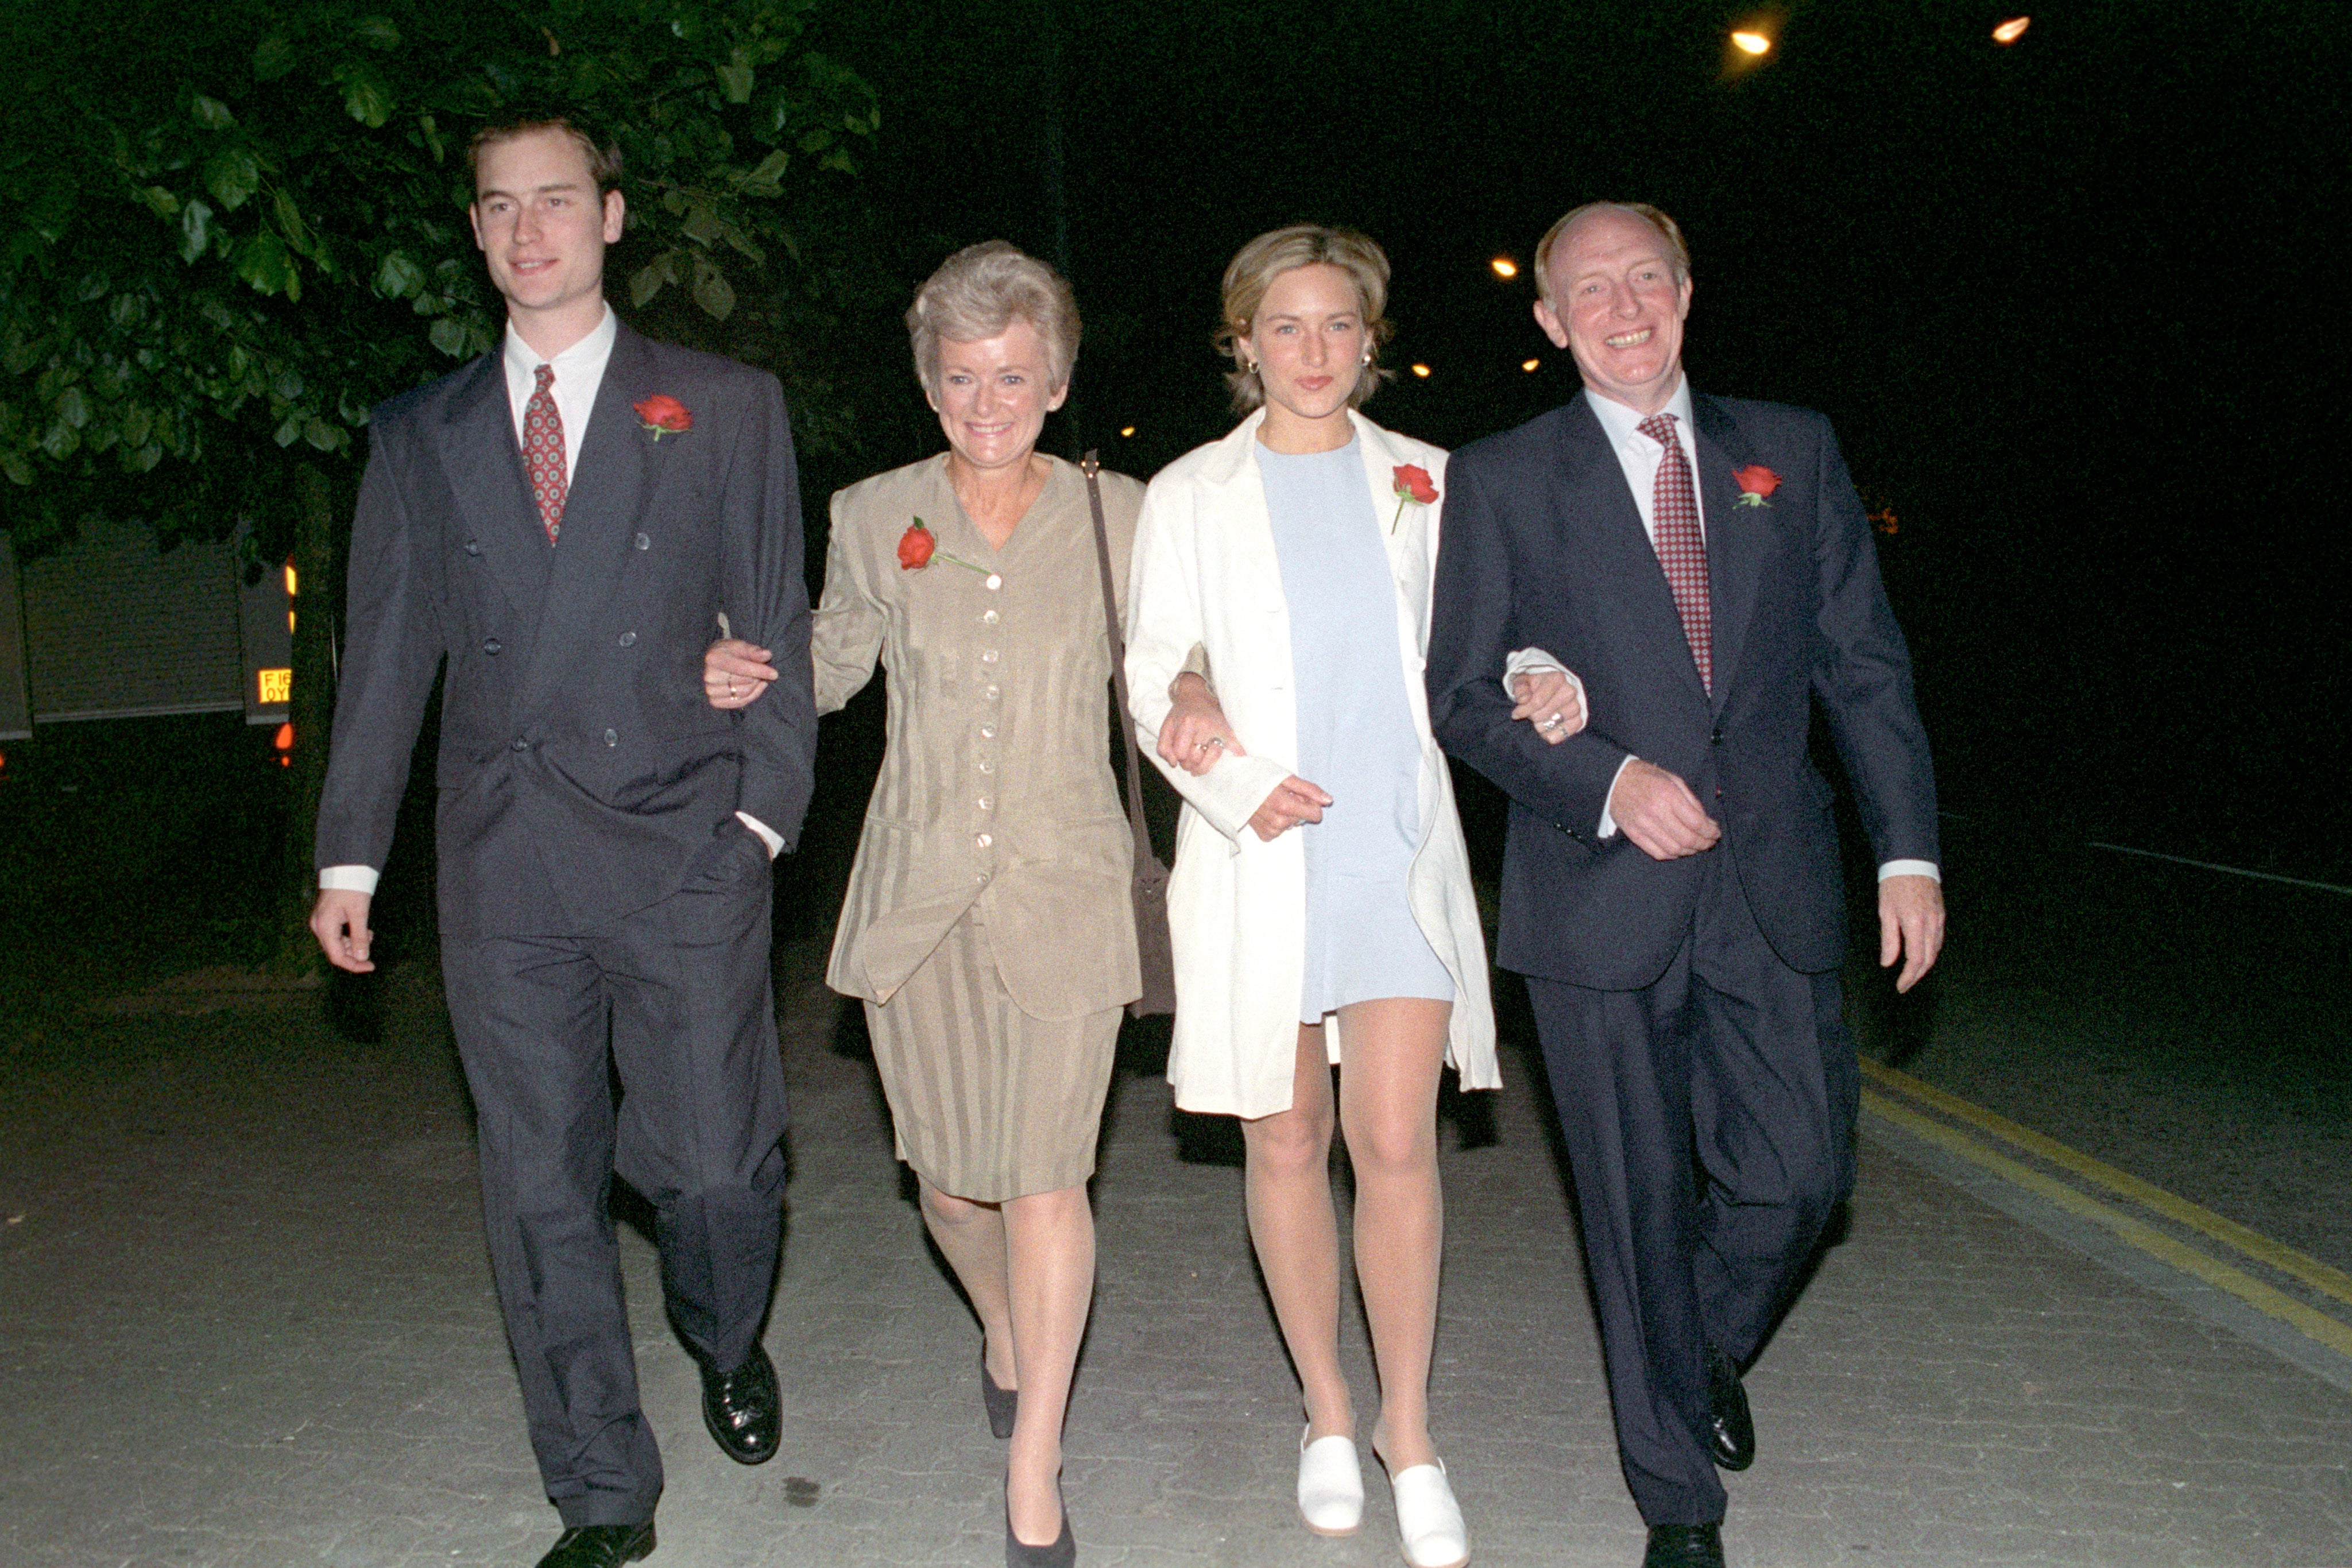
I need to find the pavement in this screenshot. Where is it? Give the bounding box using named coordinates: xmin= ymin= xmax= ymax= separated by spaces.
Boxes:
xmin=5 ymin=914 xmax=2351 ymax=1568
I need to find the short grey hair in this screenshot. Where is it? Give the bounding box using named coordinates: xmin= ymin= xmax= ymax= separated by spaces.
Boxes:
xmin=1533 ymin=203 xmax=1692 ymax=303
xmin=904 ymin=242 xmax=1081 ymax=395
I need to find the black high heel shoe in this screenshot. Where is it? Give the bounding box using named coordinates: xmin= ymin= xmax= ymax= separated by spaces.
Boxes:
xmin=981 ymin=1349 xmax=1018 ymax=1440
xmin=1004 ymin=1480 xmax=1074 ymax=1568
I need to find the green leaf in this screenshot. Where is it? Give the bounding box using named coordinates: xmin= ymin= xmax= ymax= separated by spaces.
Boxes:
xmin=427 ymin=317 xmax=469 ymax=357
xmin=691 ymin=254 xmax=736 ymax=322
xmin=273 ymin=411 xmax=303 ymax=447
xmin=123 ymin=405 xmax=153 ymax=448
xmin=56 ymin=385 xmax=90 ymax=429
xmin=335 ymin=63 xmax=394 ymax=127
xmin=715 ymin=63 xmax=755 ymax=103
xmin=203 ymin=146 xmax=262 ymax=211
xmin=137 ymin=186 xmax=181 ymax=220
xmin=128 ymin=443 xmax=164 ymax=474
xmin=351 ymin=14 xmax=401 ymax=49
xmin=682 ymin=202 xmax=723 ymax=247
xmin=40 ymin=421 xmax=79 ymax=460
xmin=272 ymin=368 xmax=305 ymax=401
xmin=271 ymin=188 xmax=312 ymax=253
xmin=374 ymin=250 xmax=427 ymax=299
xmin=303 ymin=417 xmax=339 ymax=451
xmin=630 ymin=260 xmax=668 ymax=308
xmin=191 ymin=95 xmax=235 ymax=131
xmin=1 ymin=451 xmax=31 ymax=486
xmin=253 ymin=32 xmax=297 ymax=81
xmin=234 ymin=231 xmax=296 ymax=296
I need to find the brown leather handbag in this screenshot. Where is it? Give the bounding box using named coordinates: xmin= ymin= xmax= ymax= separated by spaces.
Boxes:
xmin=1082 ymin=451 xmax=1177 ymax=1017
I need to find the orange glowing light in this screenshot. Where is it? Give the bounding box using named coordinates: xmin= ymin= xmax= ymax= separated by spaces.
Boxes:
xmin=1731 ymin=30 xmax=1771 ymax=55
xmin=1490 ymin=258 xmax=1519 ymax=279
xmin=283 ymin=562 xmax=298 ymax=596
xmin=273 ymin=722 xmax=295 ymax=752
xmin=1410 ymin=363 xmax=1432 ymax=378
xmin=1993 ymin=16 xmax=2029 ymax=42
xmin=1521 ymin=359 xmax=1542 ymax=373
xmin=1119 ymin=426 xmax=1136 ymax=438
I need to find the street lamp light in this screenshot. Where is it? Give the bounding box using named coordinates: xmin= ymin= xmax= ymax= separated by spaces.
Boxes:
xmin=1731 ymin=30 xmax=1771 ymax=55
xmin=1993 ymin=16 xmax=2029 ymax=43
xmin=1491 ymin=257 xmax=1519 ymax=279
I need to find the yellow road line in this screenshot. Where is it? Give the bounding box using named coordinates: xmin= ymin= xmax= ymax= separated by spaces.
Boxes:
xmin=1861 ymin=1058 xmax=2352 ymax=1310
xmin=1861 ymin=1089 xmax=2352 ymax=1364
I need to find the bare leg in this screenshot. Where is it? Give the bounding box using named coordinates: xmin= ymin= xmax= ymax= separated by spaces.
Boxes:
xmin=1003 ymin=1183 xmax=1095 ymax=1547
xmin=1335 ymin=997 xmax=1451 ymax=1473
xmin=918 ymin=1178 xmax=1018 ymax=1392
xmin=1240 ymin=1024 xmax=1353 ymax=1441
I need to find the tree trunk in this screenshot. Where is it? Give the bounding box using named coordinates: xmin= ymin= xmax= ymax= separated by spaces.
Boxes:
xmin=269 ymin=463 xmax=338 ymax=977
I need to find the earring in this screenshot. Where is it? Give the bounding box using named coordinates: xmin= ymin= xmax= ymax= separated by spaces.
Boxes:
xmin=1360 ymin=352 xmax=1372 ymax=366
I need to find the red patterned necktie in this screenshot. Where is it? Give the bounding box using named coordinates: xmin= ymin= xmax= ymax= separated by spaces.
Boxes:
xmin=1638 ymin=412 xmax=1711 ymax=694
xmin=523 ymin=362 xmax=566 ymax=544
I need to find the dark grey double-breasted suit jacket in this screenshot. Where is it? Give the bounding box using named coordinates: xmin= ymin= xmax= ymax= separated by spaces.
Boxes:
xmin=316 ymin=319 xmax=817 ymax=930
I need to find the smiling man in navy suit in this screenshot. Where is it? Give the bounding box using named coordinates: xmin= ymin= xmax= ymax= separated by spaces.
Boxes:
xmin=308 ymin=117 xmax=817 ymax=1568
xmin=1427 ymin=203 xmax=1943 ymax=1568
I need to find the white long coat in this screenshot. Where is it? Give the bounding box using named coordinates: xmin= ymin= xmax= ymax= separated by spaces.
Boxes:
xmin=1125 ymin=410 xmax=1499 ymax=1118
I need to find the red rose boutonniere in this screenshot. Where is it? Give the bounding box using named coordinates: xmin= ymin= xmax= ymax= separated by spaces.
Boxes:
xmin=634 ymin=394 xmax=693 ymax=442
xmin=1389 ymin=463 xmax=1438 ymax=533
xmin=1732 ymin=464 xmax=1781 ymax=508
xmin=896 ymin=518 xmax=994 ymax=582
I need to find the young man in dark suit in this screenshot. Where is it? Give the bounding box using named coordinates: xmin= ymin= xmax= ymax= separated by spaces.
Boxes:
xmin=309 ymin=118 xmax=818 ymax=1568
xmin=1426 ymin=203 xmax=1944 ymax=1568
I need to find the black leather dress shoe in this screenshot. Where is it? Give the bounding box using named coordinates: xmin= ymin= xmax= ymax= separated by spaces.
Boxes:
xmin=535 ymin=1522 xmax=655 ymax=1568
xmin=701 ymin=1343 xmax=781 ymax=1465
xmin=1705 ymin=1346 xmax=1754 ymax=1470
xmin=1643 ymin=1523 xmax=1724 ymax=1567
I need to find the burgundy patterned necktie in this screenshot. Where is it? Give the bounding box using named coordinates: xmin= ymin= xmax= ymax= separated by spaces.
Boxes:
xmin=523 ymin=362 xmax=566 ymax=544
xmin=1638 ymin=412 xmax=1711 ymax=694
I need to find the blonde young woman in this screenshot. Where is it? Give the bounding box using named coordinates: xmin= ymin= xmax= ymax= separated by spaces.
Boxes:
xmin=706 ymin=242 xmax=1142 ymax=1567
xmin=1122 ymin=226 xmax=1583 ymax=1568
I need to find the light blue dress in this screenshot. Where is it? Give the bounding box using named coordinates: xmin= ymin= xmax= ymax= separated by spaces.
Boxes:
xmin=1258 ymin=438 xmax=1455 ymax=1021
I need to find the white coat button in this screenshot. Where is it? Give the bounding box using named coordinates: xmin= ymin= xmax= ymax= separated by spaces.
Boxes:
xmin=984 ymin=685 xmax=1000 ymax=702
xmin=976 ymin=833 xmax=993 ymax=849
xmin=977 ymin=796 xmax=993 ymax=811
xmin=980 ymin=725 xmax=997 ymax=740
xmin=980 ymin=648 xmax=999 ymax=664
xmin=978 ymin=759 xmax=995 ymax=775
xmin=982 ymin=609 xmax=1000 ymax=625
xmin=604 ymin=729 xmax=618 ymax=747
xmin=984 ymin=574 xmax=1002 ymax=591
xmin=634 ymin=532 xmax=651 ymax=550
xmin=617 ymin=631 xmax=636 ymax=647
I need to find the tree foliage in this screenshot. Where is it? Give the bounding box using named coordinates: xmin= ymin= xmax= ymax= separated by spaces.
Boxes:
xmin=0 ymin=0 xmax=878 ymax=559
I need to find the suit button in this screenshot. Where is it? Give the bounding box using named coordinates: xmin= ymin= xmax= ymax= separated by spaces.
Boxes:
xmin=604 ymin=729 xmax=618 ymax=748
xmin=976 ymin=833 xmax=993 ymax=849
xmin=483 ymin=638 xmax=502 ymax=656
xmin=617 ymin=631 xmax=636 ymax=647
xmin=464 ymin=539 xmax=482 ymax=556
xmin=1711 ymin=726 xmax=1723 ymax=746
xmin=511 ymin=737 xmax=529 ymax=752
xmin=634 ymin=532 xmax=651 ymax=551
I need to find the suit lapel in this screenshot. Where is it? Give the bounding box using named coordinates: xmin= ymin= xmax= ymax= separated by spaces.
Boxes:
xmin=440 ymin=354 xmax=550 ymax=617
xmin=517 ymin=324 xmax=655 ymax=715
xmin=1555 ymin=398 xmax=1711 ymax=708
xmin=1690 ymin=393 xmax=1762 ymax=711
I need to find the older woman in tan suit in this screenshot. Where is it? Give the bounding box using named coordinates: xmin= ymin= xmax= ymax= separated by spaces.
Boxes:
xmin=706 ymin=241 xmax=1139 ymax=1567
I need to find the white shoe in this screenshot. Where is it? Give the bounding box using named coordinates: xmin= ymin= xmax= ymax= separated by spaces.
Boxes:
xmin=1296 ymin=1426 xmax=1364 ymax=1536
xmin=1389 ymin=1461 xmax=1468 ymax=1568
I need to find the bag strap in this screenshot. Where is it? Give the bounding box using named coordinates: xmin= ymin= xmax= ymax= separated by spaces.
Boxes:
xmin=1082 ymin=450 xmax=1156 ymax=863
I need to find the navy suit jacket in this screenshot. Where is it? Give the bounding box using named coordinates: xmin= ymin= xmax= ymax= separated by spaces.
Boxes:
xmin=315 ymin=320 xmax=818 ymax=941
xmin=1426 ymin=390 xmax=1937 ymax=990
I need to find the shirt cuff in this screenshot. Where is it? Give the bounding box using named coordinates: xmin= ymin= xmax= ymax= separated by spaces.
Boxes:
xmin=736 ymin=811 xmax=785 ymax=859
xmin=319 ymin=865 xmax=380 ymax=895
xmin=1597 ymin=754 xmax=1638 ymax=839
xmin=1878 ymin=860 xmax=1940 ymax=883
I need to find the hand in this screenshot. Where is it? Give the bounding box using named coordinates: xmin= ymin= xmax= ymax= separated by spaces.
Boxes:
xmin=1158 ymin=671 xmax=1245 ymax=777
xmin=311 ymin=888 xmax=376 ymax=974
xmin=1878 ymin=874 xmax=1945 ymax=993
xmin=1607 ymin=758 xmax=1722 ymax=860
xmin=1510 ymin=668 xmax=1586 ymax=745
xmin=703 ymin=637 xmax=777 ymax=710
xmin=1247 ymin=776 xmax=1332 ymax=842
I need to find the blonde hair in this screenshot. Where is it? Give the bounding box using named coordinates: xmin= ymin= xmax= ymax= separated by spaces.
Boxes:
xmin=904 ymin=241 xmax=1080 ymax=395
xmin=1532 ymin=203 xmax=1692 ymax=303
xmin=1214 ymin=224 xmax=1396 ymax=413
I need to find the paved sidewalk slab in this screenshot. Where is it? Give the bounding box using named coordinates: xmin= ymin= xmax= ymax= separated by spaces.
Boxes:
xmin=2 ymin=942 xmax=2348 ymax=1567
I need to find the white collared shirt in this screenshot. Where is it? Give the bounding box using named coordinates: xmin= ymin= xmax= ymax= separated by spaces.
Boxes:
xmin=500 ymin=304 xmax=617 ymax=487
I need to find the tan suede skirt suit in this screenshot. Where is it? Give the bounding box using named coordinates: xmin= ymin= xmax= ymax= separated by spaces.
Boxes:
xmin=813 ymin=454 xmax=1144 ymax=1200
